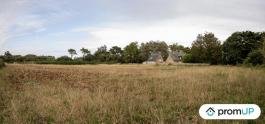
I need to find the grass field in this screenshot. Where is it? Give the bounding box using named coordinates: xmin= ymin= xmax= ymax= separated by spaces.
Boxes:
xmin=0 ymin=64 xmax=264 ymax=124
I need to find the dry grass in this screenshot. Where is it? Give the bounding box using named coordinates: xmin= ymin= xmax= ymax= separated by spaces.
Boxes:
xmin=0 ymin=64 xmax=264 ymax=124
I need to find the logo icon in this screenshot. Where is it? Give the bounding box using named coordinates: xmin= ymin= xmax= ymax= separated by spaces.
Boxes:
xmin=199 ymin=104 xmax=261 ymax=120
xmin=206 ymin=107 xmax=215 ymax=116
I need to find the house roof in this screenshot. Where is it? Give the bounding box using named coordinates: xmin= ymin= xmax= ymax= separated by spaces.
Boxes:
xmin=169 ymin=50 xmax=185 ymax=61
xmin=147 ymin=52 xmax=163 ymax=61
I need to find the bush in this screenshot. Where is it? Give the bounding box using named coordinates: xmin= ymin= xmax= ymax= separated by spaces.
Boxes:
xmin=56 ymin=56 xmax=72 ymax=61
xmin=244 ymin=50 xmax=264 ymax=66
xmin=0 ymin=58 xmax=5 ymax=68
xmin=182 ymin=54 xmax=193 ymax=63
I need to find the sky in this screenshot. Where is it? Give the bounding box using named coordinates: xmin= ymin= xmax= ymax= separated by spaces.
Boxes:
xmin=0 ymin=0 xmax=265 ymax=56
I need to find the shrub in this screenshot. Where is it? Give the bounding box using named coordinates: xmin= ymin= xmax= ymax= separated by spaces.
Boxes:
xmin=0 ymin=58 xmax=5 ymax=68
xmin=244 ymin=50 xmax=264 ymax=66
xmin=182 ymin=54 xmax=193 ymax=63
xmin=56 ymin=56 xmax=72 ymax=61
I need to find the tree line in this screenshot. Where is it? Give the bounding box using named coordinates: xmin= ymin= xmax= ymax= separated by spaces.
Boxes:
xmin=0 ymin=31 xmax=264 ymax=66
xmin=0 ymin=41 xmax=189 ymax=65
xmin=184 ymin=31 xmax=265 ymax=65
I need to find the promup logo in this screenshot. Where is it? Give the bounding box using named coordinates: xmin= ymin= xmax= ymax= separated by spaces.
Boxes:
xmin=199 ymin=104 xmax=261 ymax=120
xmin=206 ymin=107 xmax=215 ymax=116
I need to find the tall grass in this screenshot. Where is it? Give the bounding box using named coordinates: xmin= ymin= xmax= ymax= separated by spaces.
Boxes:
xmin=0 ymin=64 xmax=265 ymax=123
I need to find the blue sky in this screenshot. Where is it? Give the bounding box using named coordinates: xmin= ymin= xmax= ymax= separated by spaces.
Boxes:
xmin=1 ymin=0 xmax=265 ymax=56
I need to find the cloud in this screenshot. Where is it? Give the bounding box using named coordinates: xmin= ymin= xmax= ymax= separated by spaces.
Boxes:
xmin=74 ymin=0 xmax=265 ymax=50
xmin=0 ymin=0 xmax=74 ymax=49
xmin=0 ymin=0 xmax=30 ymax=46
xmin=77 ymin=15 xmax=265 ymax=50
xmin=10 ymin=15 xmax=47 ymax=37
xmin=1 ymin=0 xmax=265 ymax=55
xmin=96 ymin=0 xmax=265 ymax=24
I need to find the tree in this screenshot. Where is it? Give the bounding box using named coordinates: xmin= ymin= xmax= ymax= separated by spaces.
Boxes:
xmin=191 ymin=32 xmax=222 ymax=64
xmin=4 ymin=51 xmax=13 ymax=63
xmin=4 ymin=51 xmax=12 ymax=56
xmin=80 ymin=48 xmax=90 ymax=60
xmin=139 ymin=41 xmax=168 ymax=61
xmin=84 ymin=54 xmax=94 ymax=62
xmin=109 ymin=46 xmax=123 ymax=62
xmin=169 ymin=43 xmax=191 ymax=53
xmin=222 ymin=31 xmax=264 ymax=65
xmin=203 ymin=33 xmax=222 ymax=65
xmin=262 ymin=32 xmax=265 ymax=62
xmin=169 ymin=43 xmax=179 ymax=52
xmin=94 ymin=45 xmax=110 ymax=62
xmin=24 ymin=54 xmax=37 ymax=61
xmin=68 ymin=49 xmax=77 ymax=59
xmin=244 ymin=50 xmax=264 ymax=66
xmin=37 ymin=56 xmax=55 ymax=61
xmin=123 ymin=42 xmax=141 ymax=63
xmin=190 ymin=34 xmax=206 ymax=63
xmin=57 ymin=56 xmax=72 ymax=61
xmin=182 ymin=53 xmax=193 ymax=63
xmin=13 ymin=55 xmax=24 ymax=62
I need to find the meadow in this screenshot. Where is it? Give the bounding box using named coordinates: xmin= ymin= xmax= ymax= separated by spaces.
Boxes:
xmin=0 ymin=64 xmax=264 ymax=124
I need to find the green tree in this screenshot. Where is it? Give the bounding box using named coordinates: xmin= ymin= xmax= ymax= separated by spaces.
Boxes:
xmin=37 ymin=56 xmax=55 ymax=61
xmin=191 ymin=34 xmax=207 ymax=63
xmin=13 ymin=55 xmax=24 ymax=62
xmin=191 ymin=32 xmax=222 ymax=64
xmin=244 ymin=50 xmax=264 ymax=66
xmin=169 ymin=43 xmax=179 ymax=52
xmin=262 ymin=32 xmax=265 ymax=62
xmin=182 ymin=53 xmax=193 ymax=63
xmin=123 ymin=42 xmax=141 ymax=63
xmin=4 ymin=51 xmax=13 ymax=63
xmin=222 ymin=31 xmax=264 ymax=65
xmin=57 ymin=56 xmax=72 ymax=61
xmin=68 ymin=49 xmax=77 ymax=59
xmin=169 ymin=43 xmax=191 ymax=53
xmin=24 ymin=54 xmax=37 ymax=61
xmin=204 ymin=33 xmax=222 ymax=64
xmin=139 ymin=41 xmax=168 ymax=61
xmin=94 ymin=45 xmax=110 ymax=62
xmin=80 ymin=48 xmax=90 ymax=60
xmin=84 ymin=54 xmax=94 ymax=62
xmin=109 ymin=46 xmax=123 ymax=63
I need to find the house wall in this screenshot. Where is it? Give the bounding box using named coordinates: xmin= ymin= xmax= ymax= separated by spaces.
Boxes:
xmin=166 ymin=55 xmax=183 ymax=64
xmin=144 ymin=61 xmax=156 ymax=64
xmin=144 ymin=58 xmax=163 ymax=64
xmin=166 ymin=56 xmax=175 ymax=64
